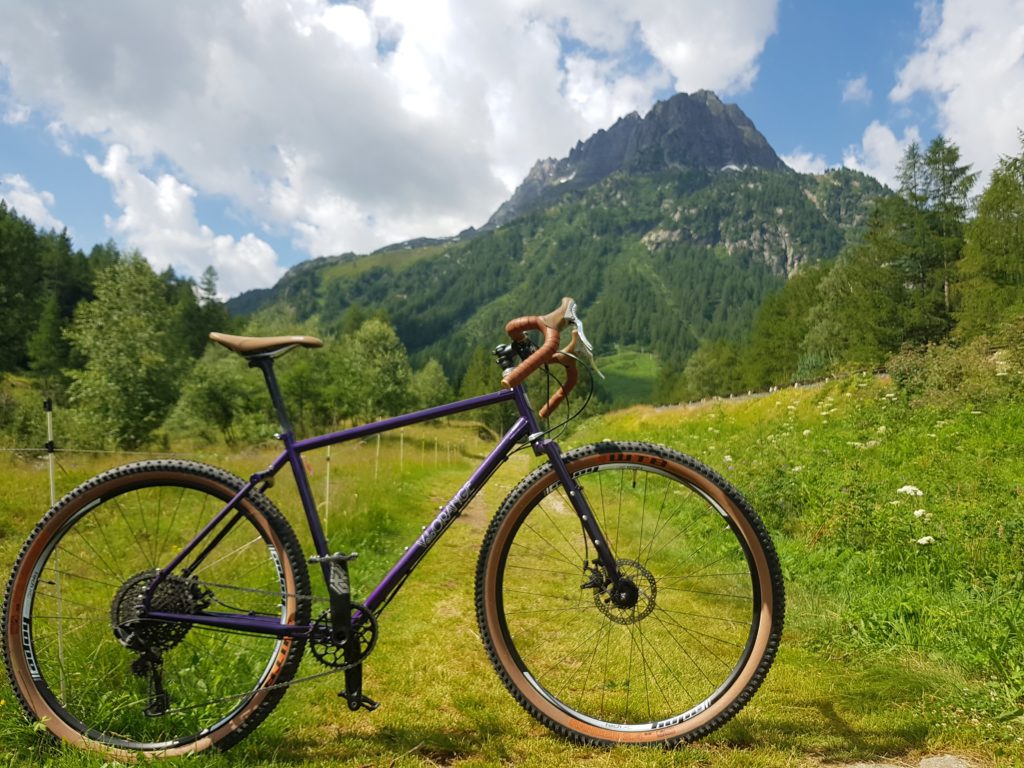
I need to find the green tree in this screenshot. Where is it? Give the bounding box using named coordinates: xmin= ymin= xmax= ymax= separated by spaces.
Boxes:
xmin=956 ymin=136 xmax=1024 ymax=338
xmin=411 ymin=358 xmax=453 ymax=409
xmin=344 ymin=319 xmax=412 ymax=422
xmin=744 ymin=264 xmax=829 ymax=388
xmin=167 ymin=347 xmax=267 ymax=445
xmin=0 ymin=200 xmax=42 ymax=371
xmin=460 ymin=346 xmax=513 ymax=434
xmin=799 ymin=198 xmax=917 ymax=372
xmin=923 ymin=136 xmax=979 ymax=312
xmin=671 ymin=340 xmax=746 ymax=401
xmin=65 ymin=253 xmax=188 ymax=448
xmin=27 ymin=292 xmax=68 ymax=384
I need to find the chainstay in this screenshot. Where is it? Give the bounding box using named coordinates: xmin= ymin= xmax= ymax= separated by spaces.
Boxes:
xmin=145 ymin=584 xmax=365 ymax=716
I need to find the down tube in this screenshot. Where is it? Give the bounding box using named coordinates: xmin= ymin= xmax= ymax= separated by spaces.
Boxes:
xmin=361 ymin=417 xmax=530 ymax=614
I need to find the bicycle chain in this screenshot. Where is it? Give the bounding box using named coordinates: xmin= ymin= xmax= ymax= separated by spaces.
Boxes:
xmin=150 ymin=580 xmax=367 ymax=716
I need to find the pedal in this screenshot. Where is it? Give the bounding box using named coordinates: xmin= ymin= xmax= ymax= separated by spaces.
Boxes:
xmin=339 ymin=690 xmax=380 ymax=712
xmin=308 ymin=551 xmax=359 ymax=565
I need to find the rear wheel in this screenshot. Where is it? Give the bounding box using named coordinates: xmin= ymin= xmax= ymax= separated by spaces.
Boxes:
xmin=476 ymin=442 xmax=784 ymax=745
xmin=2 ymin=460 xmax=310 ymax=757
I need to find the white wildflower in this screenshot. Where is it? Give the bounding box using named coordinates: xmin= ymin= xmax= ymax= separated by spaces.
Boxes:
xmin=916 ymin=536 xmax=936 ymax=546
xmin=803 ymin=429 xmax=812 ymax=436
xmin=897 ymin=485 xmax=924 ymax=496
xmin=913 ymin=509 xmax=926 ymax=518
xmin=791 ymin=465 xmax=803 ymax=473
xmin=724 ymin=454 xmax=733 ymax=463
xmin=877 ymin=425 xmax=887 ymax=434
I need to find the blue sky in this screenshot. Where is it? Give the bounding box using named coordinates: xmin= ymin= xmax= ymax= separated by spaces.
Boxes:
xmin=1 ymin=0 xmax=1022 ymax=297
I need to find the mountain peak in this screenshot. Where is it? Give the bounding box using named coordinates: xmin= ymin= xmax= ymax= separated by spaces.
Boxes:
xmin=488 ymin=90 xmax=785 ymax=227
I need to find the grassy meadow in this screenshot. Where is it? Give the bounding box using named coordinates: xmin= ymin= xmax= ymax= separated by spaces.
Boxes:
xmin=0 ymin=377 xmax=1022 ymax=767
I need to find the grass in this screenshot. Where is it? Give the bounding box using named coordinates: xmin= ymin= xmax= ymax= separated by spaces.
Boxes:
xmin=596 ymin=347 xmax=659 ymax=407
xmin=1 ymin=386 xmax=1023 ymax=766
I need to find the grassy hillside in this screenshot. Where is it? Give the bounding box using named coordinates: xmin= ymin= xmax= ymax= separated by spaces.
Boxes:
xmin=0 ymin=377 xmax=1021 ymax=766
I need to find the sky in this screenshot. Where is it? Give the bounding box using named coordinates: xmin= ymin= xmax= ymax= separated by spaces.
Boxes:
xmin=1 ymin=0 xmax=1023 ymax=298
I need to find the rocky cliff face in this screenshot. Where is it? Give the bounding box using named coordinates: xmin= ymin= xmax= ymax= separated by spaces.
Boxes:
xmin=488 ymin=90 xmax=786 ymax=227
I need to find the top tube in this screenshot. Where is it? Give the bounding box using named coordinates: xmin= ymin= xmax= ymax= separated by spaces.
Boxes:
xmin=288 ymin=388 xmax=521 ymax=457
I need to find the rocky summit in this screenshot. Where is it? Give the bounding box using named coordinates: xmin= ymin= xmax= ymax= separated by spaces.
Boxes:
xmin=488 ymin=90 xmax=787 ymax=227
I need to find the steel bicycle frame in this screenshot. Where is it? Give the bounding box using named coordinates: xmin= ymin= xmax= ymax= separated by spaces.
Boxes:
xmin=143 ymin=378 xmax=621 ymax=637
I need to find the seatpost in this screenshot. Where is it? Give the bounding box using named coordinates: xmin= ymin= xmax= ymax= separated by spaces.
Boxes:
xmin=248 ymin=356 xmax=294 ymax=438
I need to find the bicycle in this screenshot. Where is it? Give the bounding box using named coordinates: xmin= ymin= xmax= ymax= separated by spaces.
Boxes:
xmin=2 ymin=297 xmax=784 ymax=758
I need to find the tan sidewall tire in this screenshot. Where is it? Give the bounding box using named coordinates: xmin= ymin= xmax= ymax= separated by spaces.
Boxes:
xmin=477 ymin=444 xmax=783 ymax=745
xmin=3 ymin=462 xmax=308 ymax=758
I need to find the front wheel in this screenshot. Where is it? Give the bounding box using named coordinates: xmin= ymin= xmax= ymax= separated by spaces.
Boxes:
xmin=475 ymin=442 xmax=784 ymax=745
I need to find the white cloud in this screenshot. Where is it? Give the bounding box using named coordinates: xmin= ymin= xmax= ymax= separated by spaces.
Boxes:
xmin=86 ymin=146 xmax=284 ymax=297
xmin=841 ymin=75 xmax=872 ymax=104
xmin=631 ymin=0 xmax=778 ymax=94
xmin=842 ymin=121 xmax=921 ymax=188
xmin=0 ymin=0 xmax=780 ymax=294
xmin=781 ymin=149 xmax=828 ymax=175
xmin=2 ymin=103 xmax=29 ymax=125
xmin=891 ymin=0 xmax=1024 ymax=180
xmin=0 ymin=173 xmax=65 ymax=230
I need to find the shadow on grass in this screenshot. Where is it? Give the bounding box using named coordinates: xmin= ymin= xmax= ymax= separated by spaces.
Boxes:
xmin=711 ymin=647 xmax=954 ymax=765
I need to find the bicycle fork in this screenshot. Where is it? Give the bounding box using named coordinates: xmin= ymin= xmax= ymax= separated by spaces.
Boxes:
xmin=535 ymin=438 xmax=629 ymax=604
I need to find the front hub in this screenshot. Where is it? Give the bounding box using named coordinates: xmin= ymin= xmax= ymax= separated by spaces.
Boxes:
xmin=593 ymin=559 xmax=657 ymax=625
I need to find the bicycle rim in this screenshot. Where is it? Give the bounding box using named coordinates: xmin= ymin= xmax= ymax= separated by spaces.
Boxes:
xmin=477 ymin=442 xmax=783 ymax=744
xmin=3 ymin=461 xmax=309 ymax=756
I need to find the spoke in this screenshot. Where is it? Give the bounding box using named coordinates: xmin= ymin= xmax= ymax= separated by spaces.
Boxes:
xmin=191 ymin=536 xmax=263 ymax=576
xmin=660 ymin=587 xmax=751 ymax=601
xmin=653 ymin=606 xmax=739 ymax=670
xmin=510 ymin=538 xmax=583 ymax=572
xmin=653 ymin=606 xmax=747 ymax=626
xmin=505 ymin=605 xmax=593 ymax=616
xmin=505 ymin=563 xmax=581 ymax=577
xmin=67 ymin=522 xmax=126 ymax=583
xmin=43 ymin=567 xmax=122 ymax=590
xmin=543 ymin=491 xmax=589 ymax=564
xmin=638 ymin=478 xmax=674 ymax=564
xmin=648 ymin=611 xmax=720 ymax=690
xmin=636 ymin=472 xmax=649 ymax=563
xmin=113 ymin=493 xmax=156 ymax=570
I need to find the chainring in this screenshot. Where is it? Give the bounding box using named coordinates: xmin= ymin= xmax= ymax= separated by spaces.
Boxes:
xmin=309 ymin=602 xmax=378 ymax=669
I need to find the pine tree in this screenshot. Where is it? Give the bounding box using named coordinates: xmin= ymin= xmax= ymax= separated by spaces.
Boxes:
xmin=956 ymin=136 xmax=1024 ymax=337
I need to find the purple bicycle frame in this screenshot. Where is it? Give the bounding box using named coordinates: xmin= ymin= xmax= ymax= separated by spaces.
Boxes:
xmin=145 ymin=382 xmax=616 ymax=637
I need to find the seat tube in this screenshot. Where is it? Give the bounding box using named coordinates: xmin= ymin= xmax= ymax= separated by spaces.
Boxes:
xmin=250 ymin=356 xmax=330 ymax=558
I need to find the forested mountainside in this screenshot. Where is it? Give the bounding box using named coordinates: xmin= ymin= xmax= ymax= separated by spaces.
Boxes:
xmin=228 ymin=161 xmax=885 ymax=380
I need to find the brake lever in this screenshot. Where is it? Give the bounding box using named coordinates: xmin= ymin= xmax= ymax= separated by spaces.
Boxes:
xmin=565 ymin=301 xmax=604 ymax=379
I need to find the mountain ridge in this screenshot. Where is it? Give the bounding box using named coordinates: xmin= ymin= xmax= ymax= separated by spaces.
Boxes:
xmin=226 ymin=91 xmax=887 ymax=381
xmin=486 ymin=90 xmax=788 ymax=228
